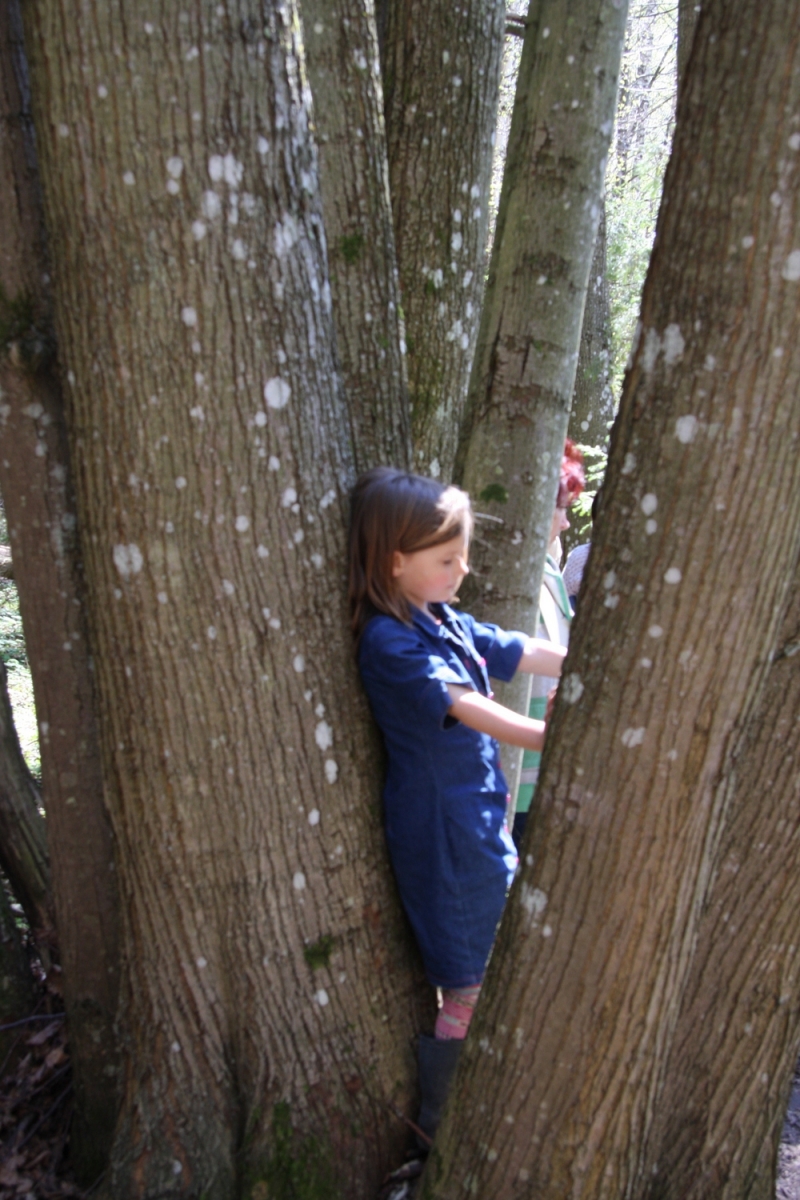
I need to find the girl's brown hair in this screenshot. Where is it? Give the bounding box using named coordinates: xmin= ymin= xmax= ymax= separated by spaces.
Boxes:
xmin=349 ymin=467 xmax=471 ymax=645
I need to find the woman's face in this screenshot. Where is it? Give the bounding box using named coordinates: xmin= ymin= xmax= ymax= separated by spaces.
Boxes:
xmin=549 ymin=504 xmax=570 ymax=550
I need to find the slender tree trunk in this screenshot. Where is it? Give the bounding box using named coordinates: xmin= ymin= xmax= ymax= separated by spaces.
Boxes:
xmin=0 ymin=660 xmax=51 ymax=942
xmin=640 ymin=556 xmax=800 ymax=1200
xmin=454 ymin=0 xmax=628 ymax=721
xmin=0 ymin=875 xmax=35 ymax=1050
xmin=425 ymin=0 xmax=800 ymax=1195
xmin=22 ymin=2 xmax=425 ymax=1194
xmin=677 ymin=0 xmax=699 ymax=104
xmin=301 ymin=0 xmax=411 ymax=472
xmin=382 ymin=0 xmax=505 ymax=479
xmin=569 ymin=202 xmax=613 ymax=450
xmin=0 ymin=2 xmax=120 ymax=1178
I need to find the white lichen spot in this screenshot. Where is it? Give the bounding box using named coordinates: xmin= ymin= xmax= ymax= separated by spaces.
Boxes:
xmin=542 ymin=924 xmax=552 ymax=938
xmin=451 ymin=231 xmax=463 ymax=252
xmin=208 ymin=155 xmax=225 ymax=181
xmin=293 ymin=872 xmax=306 ymax=891
xmin=123 ymin=171 xmax=135 ymax=186
xmin=621 ymin=727 xmax=646 ymax=748
xmin=172 ymin=1161 xmax=183 ymax=1176
xmin=641 ymin=493 xmax=658 ymax=516
xmin=97 ymin=84 xmax=108 ymax=99
xmin=315 ymin=989 xmax=329 ymax=1006
xmin=181 ymin=307 xmax=197 ymax=327
xmin=196 ymin=956 xmax=207 ymax=969
xmin=202 ymin=191 xmax=222 ymax=220
xmin=675 ymin=415 xmax=699 ymax=443
xmin=308 ymin=808 xmax=320 ymax=826
xmin=429 ymin=459 xmax=441 ymax=479
xmin=252 ymin=411 xmax=268 ymax=428
xmin=774 ymin=346 xmax=785 ymax=358
xmin=190 ymin=405 xmax=204 ymax=420
xmin=453 ymin=209 xmax=462 ymax=224
xmin=257 ymin=545 xmax=269 ymax=559
xmin=604 ymin=593 xmax=619 ymax=609
xmin=311 ymin=553 xmax=324 ymax=569
xmin=207 ymin=626 xmax=217 ymax=640
xmin=265 ymin=377 xmax=291 ymax=409
xmin=663 ymin=324 xmax=685 ymax=365
xmin=274 ymin=214 xmax=299 ymax=258
xmin=143 ymin=21 xmax=154 ymax=33
xmin=442 ymin=49 xmax=450 ymax=64
xmin=293 ymin=529 xmax=304 ymax=545
xmin=462 ymin=269 xmax=474 ymax=289
xmin=113 ymin=544 xmax=143 ymax=578
xmin=171 ymin=1041 xmax=181 ymax=1053
xmin=781 ymin=250 xmax=800 ymax=282
xmin=648 ymin=624 xmax=664 ymax=638
xmin=561 ymin=674 xmax=584 ymax=705
xmin=603 ymin=570 xmax=617 ymax=589
xmin=157 ymin=591 xmax=168 ymax=604
xmin=293 ymin=654 xmax=305 ymax=673
xmin=235 ymin=515 xmax=250 ymax=532
xmin=257 ymin=135 xmax=270 ymax=155
xmin=269 ymin=617 xmax=281 ymax=630
xmin=167 ymin=157 xmax=184 ymax=179
xmin=315 ymin=721 xmax=333 ymax=751
xmin=520 ymin=885 xmax=548 ymax=918
xmin=640 ymin=657 xmax=652 ymax=669
xmin=231 ymin=238 xmax=246 ymax=260
xmin=175 ymin=476 xmax=187 ymax=489
xmin=645 ymin=519 xmax=657 ymax=535
xmin=621 ymin=452 xmax=636 ymax=475
xmin=281 ymin=487 xmax=297 ymax=508
xmin=325 ymin=759 xmax=338 ymax=784
xmin=770 ymin=191 xmax=783 ymax=208
xmin=741 ymin=235 xmax=755 ymax=249
xmin=664 ymin=567 xmax=682 ymax=584
xmin=222 ymin=579 xmax=235 ymax=596
xmin=789 ymin=133 xmax=800 ymax=151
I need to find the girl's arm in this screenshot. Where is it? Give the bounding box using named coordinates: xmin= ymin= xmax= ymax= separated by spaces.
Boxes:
xmin=446 ymin=685 xmax=545 ymax=752
xmin=517 ymin=637 xmax=566 ymax=678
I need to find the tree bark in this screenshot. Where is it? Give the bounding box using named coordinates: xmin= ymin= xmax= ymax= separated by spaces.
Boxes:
xmin=21 ymin=1 xmax=426 ymax=1194
xmin=301 ymin=0 xmax=412 ymax=472
xmin=425 ymin=0 xmax=800 ymax=1195
xmin=640 ymin=556 xmax=800 ymax=1200
xmin=0 ymin=1 xmax=120 ymax=1178
xmin=568 ymin=201 xmax=613 ymax=450
xmin=0 ymin=659 xmax=51 ymax=942
xmin=454 ymin=0 xmax=628 ymax=726
xmin=383 ymin=0 xmax=505 ymax=479
xmin=0 ymin=875 xmax=35 ymax=1054
xmin=677 ymin=0 xmax=699 ymax=105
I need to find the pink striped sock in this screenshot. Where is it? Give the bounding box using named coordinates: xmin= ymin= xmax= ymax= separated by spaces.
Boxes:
xmin=434 ymin=985 xmax=482 ymax=1040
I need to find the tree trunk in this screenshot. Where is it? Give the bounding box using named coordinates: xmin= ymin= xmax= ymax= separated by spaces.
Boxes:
xmin=568 ymin=201 xmax=613 ymax=451
xmin=0 ymin=875 xmax=35 ymax=1058
xmin=382 ymin=0 xmax=505 ymax=479
xmin=677 ymin=0 xmax=699 ymax=104
xmin=0 ymin=659 xmax=51 ymax=942
xmin=21 ymin=2 xmax=425 ymax=1195
xmin=426 ymin=0 xmax=800 ymax=1195
xmin=0 ymin=1 xmax=121 ymax=1178
xmin=301 ymin=0 xmax=411 ymax=472
xmin=640 ymin=556 xmax=800 ymax=1199
xmin=454 ymin=0 xmax=628 ymax=726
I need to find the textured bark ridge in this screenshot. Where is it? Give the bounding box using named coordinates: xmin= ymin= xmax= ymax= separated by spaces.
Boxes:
xmin=424 ymin=0 xmax=800 ymax=1196
xmin=383 ymin=0 xmax=504 ymax=479
xmin=302 ymin=0 xmax=411 ymax=473
xmin=21 ymin=2 xmax=424 ymax=1195
xmin=640 ymin=557 xmax=800 ymax=1199
xmin=0 ymin=1 xmax=120 ymax=1178
xmin=455 ymin=0 xmax=628 ymax=640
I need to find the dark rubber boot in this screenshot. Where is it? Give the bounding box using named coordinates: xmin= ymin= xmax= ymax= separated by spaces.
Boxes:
xmin=416 ymin=1034 xmax=463 ymax=1146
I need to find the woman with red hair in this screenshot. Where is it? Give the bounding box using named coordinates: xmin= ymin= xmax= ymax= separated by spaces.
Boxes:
xmin=513 ymin=439 xmax=585 ymax=847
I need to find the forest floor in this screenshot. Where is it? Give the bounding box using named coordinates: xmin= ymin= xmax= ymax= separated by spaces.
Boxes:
xmin=1 ymin=978 xmax=800 ymax=1200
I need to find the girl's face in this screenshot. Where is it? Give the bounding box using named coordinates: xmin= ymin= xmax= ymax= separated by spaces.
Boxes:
xmin=392 ymin=532 xmax=470 ymax=614
xmin=549 ymin=505 xmax=570 ymax=550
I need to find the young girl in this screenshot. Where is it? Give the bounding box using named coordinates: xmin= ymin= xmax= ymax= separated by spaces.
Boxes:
xmin=349 ymin=467 xmax=565 ymax=1141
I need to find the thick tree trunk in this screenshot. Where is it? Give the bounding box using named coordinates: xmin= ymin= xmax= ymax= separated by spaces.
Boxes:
xmin=0 ymin=659 xmax=51 ymax=942
xmin=640 ymin=556 xmax=800 ymax=1199
xmin=22 ymin=2 xmax=425 ymax=1195
xmin=382 ymin=0 xmax=505 ymax=479
xmin=426 ymin=0 xmax=800 ymax=1196
xmin=301 ymin=0 xmax=411 ymax=472
xmin=0 ymin=2 xmax=120 ymax=1178
xmin=454 ymin=0 xmax=628 ymax=726
xmin=569 ymin=202 xmax=613 ymax=450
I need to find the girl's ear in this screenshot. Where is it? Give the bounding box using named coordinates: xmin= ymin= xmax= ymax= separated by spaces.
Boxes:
xmin=391 ymin=550 xmax=405 ymax=578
